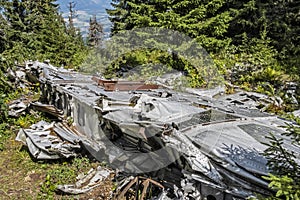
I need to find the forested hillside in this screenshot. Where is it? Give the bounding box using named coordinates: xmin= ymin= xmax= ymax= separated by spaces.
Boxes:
xmin=0 ymin=1 xmax=105 ymax=199
xmin=107 ymin=0 xmax=299 ymax=92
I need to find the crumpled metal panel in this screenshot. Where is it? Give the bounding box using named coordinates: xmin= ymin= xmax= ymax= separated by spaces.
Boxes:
xmin=294 ymin=110 xmax=300 ymax=117
xmin=162 ymin=129 xmax=223 ymax=184
xmin=8 ymin=98 xmax=30 ymax=117
xmin=16 ymin=121 xmax=81 ymax=159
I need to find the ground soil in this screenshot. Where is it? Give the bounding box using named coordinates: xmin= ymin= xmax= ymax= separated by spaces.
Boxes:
xmin=0 ymin=135 xmax=114 ymax=200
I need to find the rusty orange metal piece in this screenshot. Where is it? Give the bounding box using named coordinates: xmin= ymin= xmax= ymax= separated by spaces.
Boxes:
xmin=92 ymin=76 xmax=159 ymax=91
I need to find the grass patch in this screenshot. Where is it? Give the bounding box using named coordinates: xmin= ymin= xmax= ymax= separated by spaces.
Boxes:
xmin=38 ymin=157 xmax=95 ymax=199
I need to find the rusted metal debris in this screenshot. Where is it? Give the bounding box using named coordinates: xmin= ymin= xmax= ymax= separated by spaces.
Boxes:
xmin=92 ymin=76 xmax=160 ymax=91
xmin=12 ymin=61 xmax=300 ymax=199
xmin=114 ymin=176 xmax=164 ymax=200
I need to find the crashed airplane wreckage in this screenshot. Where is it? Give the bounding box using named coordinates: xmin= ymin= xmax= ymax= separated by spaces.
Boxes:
xmin=14 ymin=61 xmax=299 ymax=199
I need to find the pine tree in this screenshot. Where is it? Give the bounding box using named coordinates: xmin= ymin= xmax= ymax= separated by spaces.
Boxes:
xmin=2 ymin=0 xmax=30 ymax=61
xmin=106 ymin=0 xmax=129 ymax=35
xmin=0 ymin=0 xmax=12 ymax=94
xmin=107 ymin=0 xmax=299 ymax=90
xmin=67 ymin=1 xmax=78 ymax=36
xmin=107 ymin=0 xmax=299 ymax=57
xmin=88 ymin=15 xmax=104 ymax=47
xmin=0 ymin=1 xmax=7 ymax=55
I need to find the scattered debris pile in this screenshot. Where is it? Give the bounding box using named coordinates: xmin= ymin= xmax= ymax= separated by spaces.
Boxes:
xmin=57 ymin=166 xmax=113 ymax=195
xmin=9 ymin=61 xmax=300 ymax=199
xmin=113 ymin=176 xmax=164 ymax=200
xmin=16 ymin=121 xmax=81 ymax=159
xmin=8 ymin=98 xmax=30 ymax=117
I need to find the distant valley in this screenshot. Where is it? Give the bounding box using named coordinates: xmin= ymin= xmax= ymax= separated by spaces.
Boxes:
xmin=57 ymin=0 xmax=112 ymax=38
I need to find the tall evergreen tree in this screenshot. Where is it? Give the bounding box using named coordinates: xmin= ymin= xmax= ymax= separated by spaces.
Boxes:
xmin=107 ymin=0 xmax=129 ymax=35
xmin=88 ymin=15 xmax=104 ymax=47
xmin=107 ymin=0 xmax=299 ymax=76
xmin=0 ymin=0 xmax=7 ymax=54
xmin=266 ymin=0 xmax=300 ymax=73
xmin=107 ymin=0 xmax=299 ymax=56
xmin=67 ymin=1 xmax=78 ymax=36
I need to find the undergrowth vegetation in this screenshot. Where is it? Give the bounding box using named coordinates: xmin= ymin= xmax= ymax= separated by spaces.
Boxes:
xmin=263 ymin=117 xmax=300 ymax=199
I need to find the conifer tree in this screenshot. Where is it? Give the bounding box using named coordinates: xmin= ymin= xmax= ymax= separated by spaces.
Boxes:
xmin=266 ymin=0 xmax=300 ymax=73
xmin=106 ymin=0 xmax=129 ymax=35
xmin=107 ymin=0 xmax=299 ymax=57
xmin=67 ymin=1 xmax=78 ymax=36
xmin=2 ymin=0 xmax=31 ymax=61
xmin=0 ymin=1 xmax=7 ymax=54
xmin=88 ymin=15 xmax=104 ymax=47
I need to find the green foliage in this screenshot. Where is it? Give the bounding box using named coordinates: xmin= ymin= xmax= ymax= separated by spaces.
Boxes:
xmin=264 ymin=174 xmax=300 ymax=200
xmin=0 ymin=0 xmax=87 ymax=69
xmin=0 ymin=86 xmax=44 ymax=150
xmin=81 ymin=25 xmax=223 ymax=88
xmin=264 ymin=133 xmax=299 ymax=178
xmin=284 ymin=123 xmax=300 ymax=149
xmin=265 ymin=0 xmax=299 ymax=73
xmin=263 ymin=118 xmax=300 ymax=199
xmin=108 ymin=0 xmax=235 ymax=53
xmin=107 ymin=0 xmax=299 ymax=90
xmin=214 ymin=31 xmax=295 ymax=95
xmin=0 ymin=93 xmax=11 ymax=151
xmin=0 ymin=94 xmax=8 ymax=123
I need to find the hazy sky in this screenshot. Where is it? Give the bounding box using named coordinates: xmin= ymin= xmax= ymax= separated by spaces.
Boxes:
xmin=57 ymin=0 xmax=112 ymax=37
xmin=57 ymin=0 xmax=112 ymax=12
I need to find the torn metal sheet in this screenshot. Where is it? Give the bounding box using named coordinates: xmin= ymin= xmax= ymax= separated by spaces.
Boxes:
xmin=16 ymin=121 xmax=81 ymax=159
xmin=57 ymin=166 xmax=113 ymax=194
xmin=162 ymin=129 xmax=223 ymax=185
xmin=8 ymin=98 xmax=30 ymax=117
xmin=14 ymin=61 xmax=300 ymax=199
xmin=31 ymin=102 xmax=64 ymax=119
xmin=217 ymin=91 xmax=280 ymax=110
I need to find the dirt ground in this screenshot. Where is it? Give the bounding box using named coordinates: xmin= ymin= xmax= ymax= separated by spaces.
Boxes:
xmin=0 ymin=135 xmax=114 ymax=200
